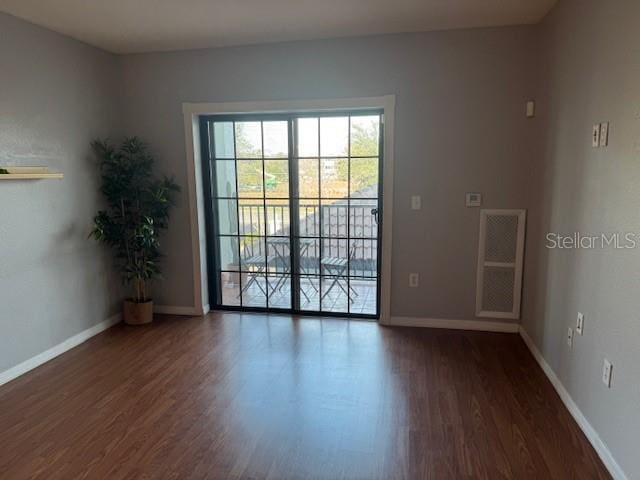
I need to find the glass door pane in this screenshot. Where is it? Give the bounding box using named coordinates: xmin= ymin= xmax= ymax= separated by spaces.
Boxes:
xmin=211 ymin=119 xmax=292 ymax=310
xmin=293 ymin=113 xmax=381 ymax=315
xmin=205 ymin=111 xmax=382 ymax=318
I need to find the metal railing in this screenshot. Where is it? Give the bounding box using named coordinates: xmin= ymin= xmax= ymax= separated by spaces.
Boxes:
xmin=237 ymin=202 xmax=378 ymax=276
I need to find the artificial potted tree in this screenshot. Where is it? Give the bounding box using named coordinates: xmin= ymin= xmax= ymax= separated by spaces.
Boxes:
xmin=90 ymin=138 xmax=179 ymax=325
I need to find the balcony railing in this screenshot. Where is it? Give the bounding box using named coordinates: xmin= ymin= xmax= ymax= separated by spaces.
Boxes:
xmin=236 ymin=202 xmax=378 ymax=276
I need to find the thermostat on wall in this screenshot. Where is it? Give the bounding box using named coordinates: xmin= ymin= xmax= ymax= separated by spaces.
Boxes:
xmin=466 ymin=192 xmax=482 ymax=207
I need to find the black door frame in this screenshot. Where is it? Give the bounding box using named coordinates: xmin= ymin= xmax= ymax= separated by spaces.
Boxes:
xmin=200 ymin=109 xmax=384 ymax=319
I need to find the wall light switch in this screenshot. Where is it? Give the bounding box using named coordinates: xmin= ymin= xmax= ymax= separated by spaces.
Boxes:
xmin=592 ymin=124 xmax=601 ymax=147
xmin=576 ymin=312 xmax=584 ymax=335
xmin=599 ymin=122 xmax=609 ymax=147
xmin=567 ymin=327 xmax=574 ymax=348
xmin=602 ymin=359 xmax=613 ymax=388
xmin=526 ymin=101 xmax=535 ymax=118
xmin=409 ymin=273 xmax=419 ymax=288
xmin=411 ymin=195 xmax=422 ymax=210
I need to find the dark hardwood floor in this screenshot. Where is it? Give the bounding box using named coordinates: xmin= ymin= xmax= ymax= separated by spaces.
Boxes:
xmin=0 ymin=312 xmax=610 ymax=479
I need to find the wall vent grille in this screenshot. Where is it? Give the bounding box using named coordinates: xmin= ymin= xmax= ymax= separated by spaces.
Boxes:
xmin=476 ymin=209 xmax=526 ymax=319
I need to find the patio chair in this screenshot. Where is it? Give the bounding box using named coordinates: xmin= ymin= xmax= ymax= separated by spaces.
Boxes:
xmin=320 ymin=244 xmax=358 ymax=302
xmin=240 ymin=253 xmax=279 ymax=297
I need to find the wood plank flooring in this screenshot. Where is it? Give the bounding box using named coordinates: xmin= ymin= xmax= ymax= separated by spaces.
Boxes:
xmin=0 ymin=312 xmax=610 ymax=479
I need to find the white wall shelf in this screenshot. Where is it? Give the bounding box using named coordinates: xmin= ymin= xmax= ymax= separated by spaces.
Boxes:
xmin=0 ymin=166 xmax=63 ymax=180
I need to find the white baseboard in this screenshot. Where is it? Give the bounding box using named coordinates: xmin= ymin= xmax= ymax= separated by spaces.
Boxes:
xmin=386 ymin=316 xmax=520 ymax=333
xmin=0 ymin=313 xmax=121 ymax=388
xmin=153 ymin=305 xmax=202 ymax=316
xmin=519 ymin=327 xmax=628 ymax=480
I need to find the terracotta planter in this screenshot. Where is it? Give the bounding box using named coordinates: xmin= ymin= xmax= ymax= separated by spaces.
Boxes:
xmin=123 ymin=299 xmax=153 ymax=325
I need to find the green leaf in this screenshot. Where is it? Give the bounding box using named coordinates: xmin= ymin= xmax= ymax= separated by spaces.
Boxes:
xmin=89 ymin=137 xmax=180 ymax=297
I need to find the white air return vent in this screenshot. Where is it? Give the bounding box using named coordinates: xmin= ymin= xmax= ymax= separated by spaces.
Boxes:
xmin=476 ymin=209 xmax=526 ymax=319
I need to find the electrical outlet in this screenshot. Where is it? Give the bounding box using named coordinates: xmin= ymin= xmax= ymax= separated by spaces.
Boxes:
xmin=567 ymin=327 xmax=574 ymax=348
xmin=592 ymin=124 xmax=601 ymax=147
xmin=602 ymin=359 xmax=613 ymax=388
xmin=576 ymin=312 xmax=584 ymax=335
xmin=411 ymin=195 xmax=421 ymax=210
xmin=599 ymin=122 xmax=609 ymax=147
xmin=409 ymin=273 xmax=419 ymax=288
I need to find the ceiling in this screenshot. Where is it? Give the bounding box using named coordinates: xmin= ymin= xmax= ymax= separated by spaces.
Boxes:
xmin=0 ymin=0 xmax=557 ymax=54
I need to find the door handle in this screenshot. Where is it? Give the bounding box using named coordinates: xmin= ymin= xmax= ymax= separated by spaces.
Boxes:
xmin=370 ymin=208 xmax=379 ymax=225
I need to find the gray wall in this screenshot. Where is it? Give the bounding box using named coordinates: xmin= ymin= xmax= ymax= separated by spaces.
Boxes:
xmin=2 ymin=3 xmax=639 ymax=477
xmin=120 ymin=27 xmax=537 ymax=318
xmin=522 ymin=0 xmax=640 ymax=477
xmin=0 ymin=13 xmax=122 ymax=372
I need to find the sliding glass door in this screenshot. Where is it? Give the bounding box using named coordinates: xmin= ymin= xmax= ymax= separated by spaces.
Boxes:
xmin=201 ymin=111 xmax=382 ymax=318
